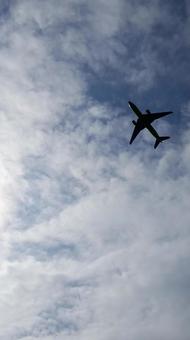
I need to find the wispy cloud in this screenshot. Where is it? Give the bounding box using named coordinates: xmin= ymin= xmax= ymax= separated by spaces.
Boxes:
xmin=0 ymin=1 xmax=189 ymax=339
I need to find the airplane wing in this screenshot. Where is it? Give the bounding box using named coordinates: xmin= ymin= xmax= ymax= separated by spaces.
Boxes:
xmin=151 ymin=111 xmax=173 ymax=121
xmin=129 ymin=123 xmax=143 ymax=144
xmin=128 ymin=101 xmax=142 ymax=118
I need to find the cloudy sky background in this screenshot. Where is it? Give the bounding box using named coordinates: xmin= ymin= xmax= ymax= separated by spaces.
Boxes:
xmin=0 ymin=0 xmax=190 ymax=339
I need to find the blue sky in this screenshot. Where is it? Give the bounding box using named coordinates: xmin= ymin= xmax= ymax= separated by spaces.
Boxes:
xmin=0 ymin=0 xmax=190 ymax=339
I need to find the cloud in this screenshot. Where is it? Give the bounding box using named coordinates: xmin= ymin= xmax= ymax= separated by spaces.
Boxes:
xmin=0 ymin=0 xmax=189 ymax=339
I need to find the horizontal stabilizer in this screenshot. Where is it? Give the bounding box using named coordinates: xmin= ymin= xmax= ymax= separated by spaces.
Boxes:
xmin=154 ymin=136 xmax=170 ymax=149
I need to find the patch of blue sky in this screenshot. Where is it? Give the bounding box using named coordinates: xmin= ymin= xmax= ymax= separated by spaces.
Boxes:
xmin=14 ymin=184 xmax=84 ymax=232
xmin=28 ymin=293 xmax=93 ymax=337
xmin=86 ymin=1 xmax=189 ymax=136
xmin=16 ymin=180 xmax=87 ymax=229
xmin=34 ymin=316 xmax=78 ymax=337
xmin=18 ymin=154 xmax=89 ymax=226
xmin=0 ymin=0 xmax=12 ymax=20
xmin=10 ymin=239 xmax=81 ymax=261
xmin=23 ymin=318 xmax=78 ymax=338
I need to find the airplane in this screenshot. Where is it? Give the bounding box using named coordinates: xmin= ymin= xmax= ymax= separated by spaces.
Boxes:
xmin=128 ymin=101 xmax=173 ymax=149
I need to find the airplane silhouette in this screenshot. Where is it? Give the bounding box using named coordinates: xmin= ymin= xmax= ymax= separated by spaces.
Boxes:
xmin=128 ymin=101 xmax=173 ymax=149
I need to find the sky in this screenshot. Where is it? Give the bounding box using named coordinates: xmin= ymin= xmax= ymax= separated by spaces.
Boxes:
xmin=0 ymin=0 xmax=190 ymax=339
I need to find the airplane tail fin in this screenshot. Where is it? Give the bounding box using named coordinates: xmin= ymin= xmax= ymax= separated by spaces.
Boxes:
xmin=154 ymin=136 xmax=170 ymax=149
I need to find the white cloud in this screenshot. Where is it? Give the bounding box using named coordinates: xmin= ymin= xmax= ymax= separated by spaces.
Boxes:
xmin=0 ymin=0 xmax=189 ymax=339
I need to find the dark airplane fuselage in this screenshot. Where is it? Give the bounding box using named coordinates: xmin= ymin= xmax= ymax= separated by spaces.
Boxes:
xmin=134 ymin=116 xmax=160 ymax=139
xmin=134 ymin=115 xmax=153 ymax=128
xmin=139 ymin=114 xmax=154 ymax=124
